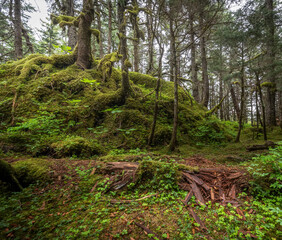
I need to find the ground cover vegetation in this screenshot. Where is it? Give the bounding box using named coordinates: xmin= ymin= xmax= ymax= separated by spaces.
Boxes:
xmin=0 ymin=0 xmax=281 ymax=239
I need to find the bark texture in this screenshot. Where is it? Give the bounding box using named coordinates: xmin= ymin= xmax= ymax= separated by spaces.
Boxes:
xmin=76 ymin=0 xmax=94 ymax=69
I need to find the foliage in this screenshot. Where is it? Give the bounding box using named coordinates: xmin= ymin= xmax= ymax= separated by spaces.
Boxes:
xmin=245 ymin=143 xmax=282 ymax=197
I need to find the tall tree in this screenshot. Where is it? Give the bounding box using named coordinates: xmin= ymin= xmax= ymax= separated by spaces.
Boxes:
xmin=14 ymin=0 xmax=23 ymax=59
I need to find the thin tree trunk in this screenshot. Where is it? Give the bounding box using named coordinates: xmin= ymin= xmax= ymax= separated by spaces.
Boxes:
xmin=256 ymin=72 xmax=267 ymax=140
xmin=95 ymin=0 xmax=103 ymax=58
xmin=265 ymin=0 xmax=276 ymax=126
xmin=22 ymin=26 xmax=34 ymax=54
xmin=190 ymin=14 xmax=199 ymax=103
xmin=199 ymin=12 xmax=209 ymax=107
xmin=230 ymin=84 xmax=240 ymax=120
xmin=169 ymin=18 xmax=178 ymax=151
xmin=148 ymin=44 xmax=164 ymax=146
xmin=118 ymin=0 xmax=130 ymax=100
xmin=146 ymin=0 xmax=153 ymax=74
xmin=235 ymin=47 xmax=245 ymax=143
xmin=107 ymin=0 xmax=112 ymax=53
xmin=76 ymin=0 xmax=94 ymax=69
xmin=14 ymin=0 xmax=23 ymax=59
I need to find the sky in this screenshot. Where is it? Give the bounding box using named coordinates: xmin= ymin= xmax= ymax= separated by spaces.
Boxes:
xmin=27 ymin=0 xmax=49 ymax=39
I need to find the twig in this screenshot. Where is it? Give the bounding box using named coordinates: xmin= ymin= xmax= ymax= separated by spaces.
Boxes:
xmin=110 ymin=193 xmax=157 ymax=204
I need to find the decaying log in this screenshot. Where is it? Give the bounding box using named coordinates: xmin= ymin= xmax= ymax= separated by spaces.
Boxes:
xmin=246 ymin=141 xmax=276 ymax=151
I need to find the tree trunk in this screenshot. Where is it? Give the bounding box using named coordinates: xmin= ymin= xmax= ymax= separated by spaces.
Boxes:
xmin=256 ymin=72 xmax=267 ymax=140
xmin=14 ymin=0 xmax=23 ymax=59
xmin=107 ymin=0 xmax=112 ymax=53
xmin=67 ymin=0 xmax=77 ymax=49
xmin=235 ymin=47 xmax=245 ymax=143
xmin=148 ymin=43 xmax=164 ymax=146
xmin=168 ymin=18 xmax=178 ymax=151
xmin=76 ymin=0 xmax=94 ymax=69
xmin=146 ymin=0 xmax=154 ymax=74
xmin=199 ymin=12 xmax=209 ymax=107
xmin=118 ymin=0 xmax=130 ymax=100
xmin=22 ymin=26 xmax=34 ymax=54
xmin=95 ymin=0 xmax=104 ymax=58
xmin=265 ymin=0 xmax=276 ymax=126
xmin=190 ymin=14 xmax=199 ymax=103
xmin=230 ymin=84 xmax=240 ymax=120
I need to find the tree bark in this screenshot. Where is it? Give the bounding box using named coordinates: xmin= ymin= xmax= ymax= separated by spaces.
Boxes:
xmin=76 ymin=0 xmax=94 ymax=69
xmin=14 ymin=0 xmax=23 ymax=59
xmin=67 ymin=0 xmax=77 ymax=49
xmin=265 ymin=0 xmax=276 ymax=126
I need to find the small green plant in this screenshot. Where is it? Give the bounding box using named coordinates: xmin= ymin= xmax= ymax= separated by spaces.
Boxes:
xmin=52 ymin=44 xmax=72 ymax=54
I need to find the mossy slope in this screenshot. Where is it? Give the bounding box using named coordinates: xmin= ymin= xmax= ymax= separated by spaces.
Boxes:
xmin=0 ymin=54 xmax=233 ymax=156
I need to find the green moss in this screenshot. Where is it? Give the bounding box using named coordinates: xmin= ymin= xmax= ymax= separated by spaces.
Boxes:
xmin=97 ymin=52 xmax=122 ymax=82
xmin=51 ymin=54 xmax=76 ymax=68
xmin=13 ymin=159 xmax=51 ymax=186
xmin=90 ymin=29 xmax=101 ymax=43
xmin=0 ymin=159 xmax=23 ymax=191
xmin=50 ymin=136 xmax=104 ymax=158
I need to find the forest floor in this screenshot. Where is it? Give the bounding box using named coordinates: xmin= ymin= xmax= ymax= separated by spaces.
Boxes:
xmin=0 ymin=135 xmax=281 ymax=240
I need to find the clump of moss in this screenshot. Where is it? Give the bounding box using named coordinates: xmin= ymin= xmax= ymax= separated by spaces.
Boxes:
xmin=13 ymin=159 xmax=51 ymax=187
xmin=0 ymin=159 xmax=23 ymax=191
xmin=51 ymin=54 xmax=76 ymax=68
xmin=51 ymin=136 xmax=104 ymax=158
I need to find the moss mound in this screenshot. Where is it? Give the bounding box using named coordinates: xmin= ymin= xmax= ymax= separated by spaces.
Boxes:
xmin=13 ymin=159 xmax=51 ymax=187
xmin=0 ymin=53 xmax=233 ymax=156
xmin=51 ymin=136 xmax=104 ymax=158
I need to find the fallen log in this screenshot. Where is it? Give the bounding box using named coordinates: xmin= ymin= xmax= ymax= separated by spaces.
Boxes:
xmin=246 ymin=141 xmax=276 ymax=151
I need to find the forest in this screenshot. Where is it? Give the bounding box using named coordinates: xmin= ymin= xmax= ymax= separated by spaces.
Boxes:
xmin=0 ymin=0 xmax=281 ymax=239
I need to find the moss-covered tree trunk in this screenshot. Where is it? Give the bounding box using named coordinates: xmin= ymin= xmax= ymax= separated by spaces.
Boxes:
xmin=76 ymin=0 xmax=94 ymax=69
xmin=118 ymin=0 xmax=130 ymax=101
